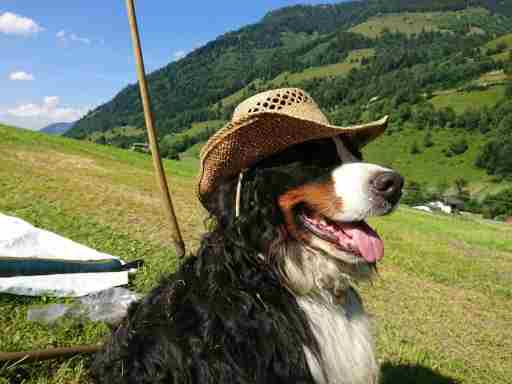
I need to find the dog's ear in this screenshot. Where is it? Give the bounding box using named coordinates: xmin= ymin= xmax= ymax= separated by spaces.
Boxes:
xmin=205 ymin=178 xmax=237 ymax=227
xmin=339 ymin=137 xmax=363 ymax=161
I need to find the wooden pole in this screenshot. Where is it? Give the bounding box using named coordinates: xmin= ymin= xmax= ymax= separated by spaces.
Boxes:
xmin=125 ymin=0 xmax=186 ymax=259
xmin=0 ymin=345 xmax=101 ymax=364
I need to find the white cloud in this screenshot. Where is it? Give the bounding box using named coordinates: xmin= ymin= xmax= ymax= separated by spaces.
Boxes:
xmin=56 ymin=30 xmax=91 ymax=45
xmin=0 ymin=12 xmax=43 ymax=36
xmin=70 ymin=33 xmax=90 ymax=44
xmin=1 ymin=96 xmax=86 ymax=130
xmin=43 ymin=96 xmax=59 ymax=109
xmin=173 ymin=50 xmax=186 ymax=60
xmin=9 ymin=71 xmax=34 ymax=81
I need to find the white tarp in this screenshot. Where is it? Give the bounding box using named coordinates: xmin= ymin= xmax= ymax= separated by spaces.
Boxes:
xmin=0 ymin=213 xmax=129 ymax=297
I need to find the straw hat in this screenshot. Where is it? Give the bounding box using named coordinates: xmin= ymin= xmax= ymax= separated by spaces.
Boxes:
xmin=198 ymin=87 xmax=388 ymax=206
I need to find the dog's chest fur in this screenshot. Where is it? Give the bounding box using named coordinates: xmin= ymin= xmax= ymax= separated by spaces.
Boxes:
xmin=298 ymin=290 xmax=378 ymax=384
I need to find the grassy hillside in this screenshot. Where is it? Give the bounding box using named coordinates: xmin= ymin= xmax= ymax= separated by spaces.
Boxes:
xmin=88 ymin=125 xmax=142 ymax=142
xmin=348 ymin=7 xmax=505 ymax=38
xmin=271 ymin=48 xmax=375 ymax=84
xmin=0 ymin=124 xmax=511 ymax=383
xmin=219 ymin=48 xmax=375 ymax=107
xmin=430 ymin=84 xmax=507 ymax=114
xmin=67 ymin=1 xmax=512 ymax=142
xmin=349 ymin=11 xmax=443 ymax=37
xmin=364 ymin=126 xmax=511 ymax=194
xmin=485 ymin=32 xmax=512 ymax=50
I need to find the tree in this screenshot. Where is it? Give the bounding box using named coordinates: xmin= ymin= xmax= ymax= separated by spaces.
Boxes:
xmin=423 ymin=131 xmax=434 ymax=147
xmin=482 ymin=188 xmax=512 ymax=220
xmin=506 ymin=82 xmax=512 ymax=99
xmin=410 ymin=141 xmax=421 ymax=154
xmin=447 ymin=138 xmax=468 ymax=156
xmin=439 ymin=107 xmax=456 ymax=128
xmin=398 ymin=103 xmax=412 ymax=121
xmin=401 ymin=181 xmax=427 ymax=206
xmin=454 ymin=177 xmax=469 ymax=200
xmin=435 ymin=181 xmax=449 ymax=198
xmin=475 ymin=135 xmax=512 ymax=178
xmin=462 ymin=108 xmax=481 ymax=131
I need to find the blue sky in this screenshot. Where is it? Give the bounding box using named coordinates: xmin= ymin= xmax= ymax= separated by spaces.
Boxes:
xmin=0 ymin=0 xmax=342 ymax=130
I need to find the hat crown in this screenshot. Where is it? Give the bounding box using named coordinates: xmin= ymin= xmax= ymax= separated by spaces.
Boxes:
xmin=233 ymin=88 xmax=330 ymax=125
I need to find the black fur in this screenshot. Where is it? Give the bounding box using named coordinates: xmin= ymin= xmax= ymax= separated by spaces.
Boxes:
xmin=90 ymin=159 xmax=333 ymax=384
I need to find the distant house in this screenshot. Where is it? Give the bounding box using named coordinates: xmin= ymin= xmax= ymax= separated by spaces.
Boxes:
xmin=444 ymin=197 xmax=465 ymax=213
xmin=130 ymin=142 xmax=150 ymax=153
xmin=428 ymin=201 xmax=453 ymax=214
xmin=506 ymin=217 xmax=512 ymax=225
xmin=412 ymin=205 xmax=433 ymax=213
xmin=412 ymin=199 xmax=464 ymax=215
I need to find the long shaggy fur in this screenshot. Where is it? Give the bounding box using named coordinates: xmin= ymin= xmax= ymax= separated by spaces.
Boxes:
xmin=91 ymin=137 xmax=397 ymax=384
xmin=91 ymin=168 xmax=323 ymax=384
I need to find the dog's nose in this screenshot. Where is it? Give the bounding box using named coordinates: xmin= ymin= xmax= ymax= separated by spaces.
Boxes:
xmin=371 ymin=171 xmax=404 ymax=205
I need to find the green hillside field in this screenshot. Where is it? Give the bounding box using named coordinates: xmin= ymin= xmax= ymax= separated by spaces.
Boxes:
xmin=270 ymin=48 xmax=375 ymax=85
xmin=350 ymin=7 xmax=505 ymax=38
xmin=0 ymin=124 xmax=511 ymax=383
xmin=349 ymin=11 xmax=442 ymax=37
xmin=217 ymin=46 xmax=374 ymax=108
xmin=430 ymin=84 xmax=507 ymax=114
xmin=484 ymin=32 xmax=512 ymax=51
xmin=364 ymin=125 xmax=512 ymax=195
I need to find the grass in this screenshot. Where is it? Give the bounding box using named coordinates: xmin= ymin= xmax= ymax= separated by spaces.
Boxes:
xmin=180 ymin=142 xmax=205 ymax=159
xmin=88 ymin=126 xmax=142 ymax=142
xmin=0 ymin=124 xmax=511 ymax=383
xmin=363 ymin=126 xmax=511 ymax=194
xmin=219 ymin=48 xmax=374 ymax=108
xmin=164 ymin=120 xmax=225 ymax=142
xmin=430 ymin=85 xmax=507 ymax=114
xmin=477 ymin=70 xmax=510 ymax=85
xmin=492 ymin=50 xmax=512 ymax=62
xmin=219 ymin=79 xmax=265 ymax=108
xmin=484 ymin=32 xmax=512 ymax=51
xmin=184 ymin=120 xmax=225 ymax=136
xmin=349 ymin=12 xmax=442 ymax=38
xmin=349 ymin=7 xmax=500 ymax=38
xmin=484 ymin=32 xmax=512 ymax=61
xmin=271 ymin=49 xmax=375 ymax=85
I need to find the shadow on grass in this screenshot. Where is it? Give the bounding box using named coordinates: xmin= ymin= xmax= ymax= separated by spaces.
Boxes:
xmin=381 ymin=362 xmax=459 ymax=384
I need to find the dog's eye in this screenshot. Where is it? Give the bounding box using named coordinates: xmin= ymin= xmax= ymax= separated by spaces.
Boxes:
xmin=256 ymin=138 xmax=342 ymax=170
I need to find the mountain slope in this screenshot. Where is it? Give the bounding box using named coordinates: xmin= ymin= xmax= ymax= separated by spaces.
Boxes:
xmin=40 ymin=121 xmax=75 ymax=135
xmin=67 ymin=0 xmax=512 ymax=142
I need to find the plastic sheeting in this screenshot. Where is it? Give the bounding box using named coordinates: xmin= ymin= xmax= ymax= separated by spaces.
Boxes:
xmin=27 ymin=287 xmax=140 ymax=324
xmin=0 ymin=213 xmax=129 ymax=297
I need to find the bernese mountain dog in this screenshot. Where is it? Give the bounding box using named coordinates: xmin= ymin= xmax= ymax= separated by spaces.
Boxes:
xmin=91 ymin=135 xmax=403 ymax=384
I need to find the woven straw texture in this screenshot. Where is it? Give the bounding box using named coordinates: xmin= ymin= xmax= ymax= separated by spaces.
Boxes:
xmin=198 ymin=88 xmax=388 ymax=206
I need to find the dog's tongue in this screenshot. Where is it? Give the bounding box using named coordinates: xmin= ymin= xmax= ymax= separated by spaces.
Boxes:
xmin=337 ymin=222 xmax=384 ymax=263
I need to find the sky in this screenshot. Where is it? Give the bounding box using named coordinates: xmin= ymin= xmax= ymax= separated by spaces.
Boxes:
xmin=0 ymin=0 xmax=343 ymax=130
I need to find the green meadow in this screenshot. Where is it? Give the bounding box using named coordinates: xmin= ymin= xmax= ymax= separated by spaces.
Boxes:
xmin=349 ymin=12 xmax=442 ymax=38
xmin=271 ymin=49 xmax=375 ymax=85
xmin=430 ymin=85 xmax=507 ymax=114
xmin=0 ymin=124 xmax=510 ymax=383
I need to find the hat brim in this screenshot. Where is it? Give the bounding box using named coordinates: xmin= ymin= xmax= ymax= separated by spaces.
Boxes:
xmin=198 ymin=113 xmax=389 ymax=205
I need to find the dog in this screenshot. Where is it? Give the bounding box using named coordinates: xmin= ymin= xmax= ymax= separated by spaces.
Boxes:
xmin=91 ymin=88 xmax=403 ymax=384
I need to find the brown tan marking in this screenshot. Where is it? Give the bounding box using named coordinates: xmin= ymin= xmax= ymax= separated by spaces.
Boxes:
xmin=277 ymin=179 xmax=343 ymax=241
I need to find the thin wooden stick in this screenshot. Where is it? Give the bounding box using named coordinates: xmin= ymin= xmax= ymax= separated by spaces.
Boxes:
xmin=0 ymin=345 xmax=101 ymax=364
xmin=125 ymin=0 xmax=186 ymax=259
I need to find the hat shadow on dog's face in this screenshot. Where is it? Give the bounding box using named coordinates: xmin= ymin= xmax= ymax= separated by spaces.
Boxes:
xmin=198 ymin=88 xmax=388 ymax=210
xmin=204 ymin=137 xmax=357 ymax=227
